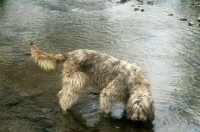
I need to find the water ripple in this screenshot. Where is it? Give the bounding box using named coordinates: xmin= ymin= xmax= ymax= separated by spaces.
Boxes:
xmin=0 ymin=0 xmax=200 ymax=131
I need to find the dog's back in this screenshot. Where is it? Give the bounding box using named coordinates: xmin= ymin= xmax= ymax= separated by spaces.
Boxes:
xmin=31 ymin=43 xmax=147 ymax=92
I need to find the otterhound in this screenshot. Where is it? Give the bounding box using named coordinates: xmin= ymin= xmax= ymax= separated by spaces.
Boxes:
xmin=30 ymin=42 xmax=155 ymax=122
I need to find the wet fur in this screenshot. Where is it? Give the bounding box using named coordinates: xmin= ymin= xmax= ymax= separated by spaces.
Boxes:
xmin=30 ymin=43 xmax=155 ymax=122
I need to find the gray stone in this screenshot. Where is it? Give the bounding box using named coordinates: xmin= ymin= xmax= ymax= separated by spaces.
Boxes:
xmin=42 ymin=108 xmax=52 ymax=113
xmin=24 ymin=52 xmax=31 ymax=56
xmin=193 ymin=2 xmax=199 ymax=6
xmin=188 ymin=22 xmax=194 ymax=26
xmin=119 ymin=0 xmax=129 ymax=3
xmin=180 ymin=17 xmax=187 ymax=21
xmin=134 ymin=8 xmax=139 ymax=11
xmin=168 ymin=14 xmax=173 ymax=16
xmin=147 ymin=0 xmax=153 ymax=5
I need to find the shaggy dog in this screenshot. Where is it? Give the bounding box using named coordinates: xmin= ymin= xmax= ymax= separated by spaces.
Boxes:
xmin=30 ymin=42 xmax=155 ymax=122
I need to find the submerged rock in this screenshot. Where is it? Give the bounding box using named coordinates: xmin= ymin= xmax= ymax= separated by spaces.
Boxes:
xmin=198 ymin=16 xmax=200 ymax=22
xmin=188 ymin=22 xmax=194 ymax=26
xmin=138 ymin=0 xmax=143 ymax=5
xmin=134 ymin=7 xmax=139 ymax=11
xmin=180 ymin=17 xmax=187 ymax=21
xmin=119 ymin=0 xmax=130 ymax=4
xmin=147 ymin=0 xmax=153 ymax=5
xmin=1 ymin=91 xmax=23 ymax=106
xmin=193 ymin=1 xmax=199 ymax=6
xmin=141 ymin=9 xmax=144 ymax=12
xmin=42 ymin=108 xmax=52 ymax=114
xmin=24 ymin=52 xmax=31 ymax=56
xmin=168 ymin=13 xmax=173 ymax=16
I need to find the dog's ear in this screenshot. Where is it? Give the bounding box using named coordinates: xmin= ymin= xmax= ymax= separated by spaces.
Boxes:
xmin=126 ymin=89 xmax=155 ymax=122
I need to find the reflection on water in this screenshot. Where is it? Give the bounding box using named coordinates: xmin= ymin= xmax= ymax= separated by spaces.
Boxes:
xmin=0 ymin=0 xmax=200 ymax=131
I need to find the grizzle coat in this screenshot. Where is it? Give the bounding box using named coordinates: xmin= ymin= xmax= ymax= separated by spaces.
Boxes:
xmin=30 ymin=43 xmax=155 ymax=122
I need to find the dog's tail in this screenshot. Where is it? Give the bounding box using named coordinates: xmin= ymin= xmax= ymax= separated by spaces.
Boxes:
xmin=30 ymin=42 xmax=65 ymax=70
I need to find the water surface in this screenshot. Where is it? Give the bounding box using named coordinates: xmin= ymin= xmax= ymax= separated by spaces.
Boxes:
xmin=0 ymin=0 xmax=200 ymax=131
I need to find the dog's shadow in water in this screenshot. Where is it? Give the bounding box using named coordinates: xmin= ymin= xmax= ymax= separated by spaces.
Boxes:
xmin=60 ymin=92 xmax=154 ymax=132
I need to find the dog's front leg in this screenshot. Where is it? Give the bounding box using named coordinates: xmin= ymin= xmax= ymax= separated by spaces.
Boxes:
xmin=100 ymin=88 xmax=112 ymax=114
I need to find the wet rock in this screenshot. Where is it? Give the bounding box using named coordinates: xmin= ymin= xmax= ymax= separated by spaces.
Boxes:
xmin=42 ymin=108 xmax=52 ymax=114
xmin=188 ymin=22 xmax=194 ymax=26
xmin=46 ymin=128 xmax=54 ymax=132
xmin=193 ymin=1 xmax=199 ymax=6
xmin=20 ymin=91 xmax=44 ymax=98
xmin=3 ymin=99 xmax=22 ymax=106
xmin=168 ymin=13 xmax=173 ymax=16
xmin=90 ymin=92 xmax=99 ymax=95
xmin=141 ymin=9 xmax=144 ymax=12
xmin=194 ymin=5 xmax=200 ymax=7
xmin=0 ymin=91 xmax=23 ymax=106
xmin=180 ymin=17 xmax=187 ymax=21
xmin=198 ymin=16 xmax=200 ymax=22
xmin=147 ymin=0 xmax=153 ymax=5
xmin=28 ymin=115 xmax=47 ymax=122
xmin=24 ymin=52 xmax=31 ymax=56
xmin=134 ymin=8 xmax=139 ymax=11
xmin=138 ymin=0 xmax=143 ymax=5
xmin=119 ymin=0 xmax=129 ymax=4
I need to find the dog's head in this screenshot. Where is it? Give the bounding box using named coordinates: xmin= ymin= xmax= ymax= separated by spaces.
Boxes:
xmin=126 ymin=90 xmax=155 ymax=122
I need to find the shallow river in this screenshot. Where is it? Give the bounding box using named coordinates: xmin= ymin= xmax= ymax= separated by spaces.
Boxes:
xmin=0 ymin=0 xmax=200 ymax=131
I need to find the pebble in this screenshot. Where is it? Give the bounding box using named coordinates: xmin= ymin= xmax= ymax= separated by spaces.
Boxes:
xmin=139 ymin=2 xmax=143 ymax=5
xmin=180 ymin=17 xmax=187 ymax=21
xmin=119 ymin=0 xmax=128 ymax=3
xmin=147 ymin=0 xmax=153 ymax=5
xmin=134 ymin=8 xmax=139 ymax=11
xmin=138 ymin=0 xmax=143 ymax=4
xmin=168 ymin=13 xmax=173 ymax=16
xmin=24 ymin=52 xmax=31 ymax=56
xmin=193 ymin=2 xmax=199 ymax=6
xmin=188 ymin=22 xmax=194 ymax=26
xmin=42 ymin=108 xmax=51 ymax=113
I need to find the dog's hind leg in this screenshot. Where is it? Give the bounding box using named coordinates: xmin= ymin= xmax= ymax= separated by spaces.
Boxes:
xmin=58 ymin=72 xmax=88 ymax=112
